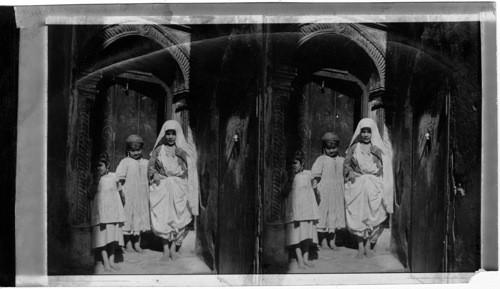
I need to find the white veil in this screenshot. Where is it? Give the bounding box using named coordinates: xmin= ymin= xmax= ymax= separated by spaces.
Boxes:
xmin=152 ymin=120 xmax=200 ymax=216
xmin=348 ymin=118 xmax=394 ymax=214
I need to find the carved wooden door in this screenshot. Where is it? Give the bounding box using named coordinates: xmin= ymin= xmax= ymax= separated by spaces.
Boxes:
xmin=302 ymin=81 xmax=358 ymax=168
xmin=410 ymin=85 xmax=450 ymax=272
xmin=92 ymin=83 xmax=159 ymax=172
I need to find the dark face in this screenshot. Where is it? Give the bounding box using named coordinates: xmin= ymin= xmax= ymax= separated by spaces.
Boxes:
xmin=324 ymin=145 xmax=339 ymax=157
xmin=291 ymin=159 xmax=303 ymax=174
xmin=97 ymin=161 xmax=109 ymax=177
xmin=360 ymin=127 xmax=372 ymax=144
xmin=128 ymin=143 xmax=143 ymax=160
xmin=164 ymin=129 xmax=176 ymax=146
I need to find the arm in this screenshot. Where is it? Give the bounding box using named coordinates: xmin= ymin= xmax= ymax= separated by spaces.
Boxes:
xmin=115 ymin=159 xmax=128 ymax=185
xmin=311 ymin=157 xmax=324 ymax=180
xmin=370 ymin=145 xmax=384 ymax=177
xmin=148 ymin=147 xmax=162 ymax=185
xmin=344 ymin=145 xmax=357 ymax=183
xmin=175 ymin=147 xmax=188 ymax=165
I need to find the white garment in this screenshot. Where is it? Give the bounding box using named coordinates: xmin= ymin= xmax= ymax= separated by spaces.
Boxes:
xmin=149 ymin=145 xmax=192 ymax=240
xmin=347 ymin=118 xmax=394 ymax=213
xmin=115 ymin=157 xmax=151 ymax=235
xmin=152 ymin=120 xmax=199 ymax=215
xmin=91 ymin=172 xmax=126 ymax=226
xmin=344 ymin=143 xmax=387 ymax=239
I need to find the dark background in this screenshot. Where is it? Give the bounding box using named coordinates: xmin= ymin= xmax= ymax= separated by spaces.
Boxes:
xmin=0 ymin=6 xmax=18 ymax=287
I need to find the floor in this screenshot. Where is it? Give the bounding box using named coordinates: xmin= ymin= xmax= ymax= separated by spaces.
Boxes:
xmin=267 ymin=228 xmax=406 ymax=274
xmin=62 ymin=228 xmax=404 ymax=275
xmin=66 ymin=229 xmax=212 ymax=275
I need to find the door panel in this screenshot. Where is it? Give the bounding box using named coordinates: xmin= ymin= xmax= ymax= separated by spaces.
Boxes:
xmin=303 ymin=82 xmax=357 ymax=167
xmin=217 ymin=114 xmax=258 ymax=274
xmin=103 ymin=84 xmax=158 ymax=170
xmin=410 ymin=88 xmax=448 ymax=272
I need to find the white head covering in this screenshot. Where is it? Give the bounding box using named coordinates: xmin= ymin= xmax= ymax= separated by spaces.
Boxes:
xmin=348 ymin=118 xmax=394 ymax=214
xmin=348 ymin=118 xmax=384 ymax=149
xmin=152 ymin=120 xmax=200 ymax=216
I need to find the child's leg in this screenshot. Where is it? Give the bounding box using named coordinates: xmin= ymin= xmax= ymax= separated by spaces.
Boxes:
xmin=329 ymin=232 xmax=339 ymax=251
xmin=134 ymin=234 xmax=143 ymax=253
xmin=160 ymin=238 xmax=171 ymax=261
xmin=124 ymin=234 xmax=134 ymax=252
xmin=294 ymin=245 xmax=305 ymax=269
xmin=364 ymin=237 xmax=375 ymax=258
xmin=302 ymin=241 xmax=314 ymax=268
xmin=319 ymin=232 xmax=328 ymax=249
xmin=355 ymin=236 xmax=365 ymax=259
xmin=100 ymin=247 xmax=112 ymax=272
xmin=170 ymin=242 xmax=180 ymax=260
xmin=108 ymin=242 xmax=121 ymax=270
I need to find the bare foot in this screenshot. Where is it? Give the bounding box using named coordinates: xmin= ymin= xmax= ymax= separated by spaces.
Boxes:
xmin=134 ymin=244 xmax=144 ymax=254
xmin=320 ymin=239 xmax=329 ymax=250
xmin=103 ymin=265 xmax=113 ymax=273
xmin=330 ymin=243 xmax=339 ymax=251
xmin=297 ymin=262 xmax=306 ymax=270
xmin=110 ymin=263 xmax=121 ymax=271
xmin=304 ymin=260 xmax=315 ymax=268
xmin=159 ymin=255 xmax=170 ymax=262
xmin=171 ymin=252 xmax=180 ymax=261
xmin=365 ymin=249 xmax=375 ymax=258
xmin=355 ymin=250 xmax=365 ymax=259
xmin=125 ymin=243 xmax=135 ymax=253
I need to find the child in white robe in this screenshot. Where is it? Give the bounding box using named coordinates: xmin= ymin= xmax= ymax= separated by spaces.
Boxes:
xmin=283 ymin=151 xmax=320 ymax=270
xmin=90 ymin=153 xmax=126 ymax=272
xmin=116 ymin=135 xmax=151 ymax=253
xmin=311 ymin=132 xmax=346 ymax=250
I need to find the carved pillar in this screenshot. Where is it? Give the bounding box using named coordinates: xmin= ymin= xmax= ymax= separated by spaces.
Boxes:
xmin=268 ymin=66 xmax=297 ymax=223
xmin=66 ymin=74 xmax=100 ymax=259
xmin=73 ymin=88 xmax=97 ymax=226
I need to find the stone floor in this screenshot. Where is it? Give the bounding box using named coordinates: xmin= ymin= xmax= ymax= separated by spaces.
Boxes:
xmin=59 ymin=227 xmax=403 ymax=275
xmin=265 ymin=228 xmax=406 ymax=274
xmin=62 ymin=229 xmax=212 ymax=275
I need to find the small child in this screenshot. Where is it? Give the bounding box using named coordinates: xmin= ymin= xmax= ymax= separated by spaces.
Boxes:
xmin=311 ymin=132 xmax=346 ymax=250
xmin=90 ymin=153 xmax=126 ymax=273
xmin=115 ymin=135 xmax=151 ymax=253
xmin=283 ymin=151 xmax=320 ymax=270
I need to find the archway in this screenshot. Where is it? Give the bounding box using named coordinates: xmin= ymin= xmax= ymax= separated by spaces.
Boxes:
xmin=263 ymin=23 xmax=400 ymax=273
xmin=62 ymin=25 xmax=209 ymax=274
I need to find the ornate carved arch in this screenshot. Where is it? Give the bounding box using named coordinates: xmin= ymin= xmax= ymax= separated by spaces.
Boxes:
xmin=297 ymin=23 xmax=385 ymax=89
xmin=79 ymin=24 xmax=190 ymax=88
xmin=70 ymin=25 xmax=191 ymax=226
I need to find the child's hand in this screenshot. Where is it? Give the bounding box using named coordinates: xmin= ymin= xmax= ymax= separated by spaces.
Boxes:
xmin=370 ymin=145 xmax=382 ymax=156
xmin=175 ymin=148 xmax=187 ymax=160
xmin=153 ymin=173 xmax=161 ymax=186
xmin=348 ymin=171 xmax=356 ymax=183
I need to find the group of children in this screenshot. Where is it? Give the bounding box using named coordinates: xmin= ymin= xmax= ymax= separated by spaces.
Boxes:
xmin=90 ymin=120 xmax=197 ymax=273
xmin=90 ymin=117 xmax=386 ymax=272
xmin=90 ymin=134 xmax=151 ymax=272
xmin=283 ymin=122 xmax=388 ymax=270
xmin=283 ymin=132 xmax=346 ymax=270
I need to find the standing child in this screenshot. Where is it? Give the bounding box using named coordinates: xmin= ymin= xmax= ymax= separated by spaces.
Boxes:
xmin=116 ymin=135 xmax=151 ymax=253
xmin=283 ymin=151 xmax=320 ymax=270
xmin=311 ymin=132 xmax=346 ymax=250
xmin=91 ymin=153 xmax=126 ymax=272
